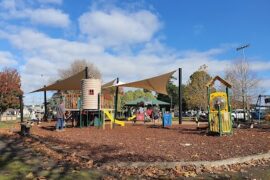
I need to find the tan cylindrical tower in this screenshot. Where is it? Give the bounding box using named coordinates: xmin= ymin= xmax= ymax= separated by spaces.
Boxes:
xmin=81 ymin=79 xmax=101 ymax=110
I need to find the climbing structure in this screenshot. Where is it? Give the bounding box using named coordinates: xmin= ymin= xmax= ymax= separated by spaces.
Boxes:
xmin=206 ymin=76 xmax=233 ymax=135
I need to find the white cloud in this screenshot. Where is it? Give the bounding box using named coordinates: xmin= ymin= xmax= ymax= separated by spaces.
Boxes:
xmin=3 ymin=28 xmax=270 ymax=99
xmin=249 ymin=61 xmax=270 ymax=72
xmin=79 ymin=9 xmax=161 ymax=47
xmin=0 ymin=0 xmax=70 ymax=28
xmin=0 ymin=51 xmax=18 ymax=67
xmin=38 ymin=0 xmax=63 ymax=5
xmin=0 ymin=0 xmax=16 ymax=10
xmin=0 ymin=0 xmax=270 ymax=104
xmin=2 ymin=29 xmax=103 ymax=57
xmin=26 ymin=8 xmax=70 ymax=28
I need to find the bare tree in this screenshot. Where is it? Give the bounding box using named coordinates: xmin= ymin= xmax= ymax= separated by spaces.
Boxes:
xmin=225 ymin=59 xmax=260 ymax=110
xmin=59 ymin=59 xmax=102 ymax=79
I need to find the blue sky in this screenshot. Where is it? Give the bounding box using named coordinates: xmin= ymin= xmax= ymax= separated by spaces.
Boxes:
xmin=0 ymin=0 xmax=270 ymax=104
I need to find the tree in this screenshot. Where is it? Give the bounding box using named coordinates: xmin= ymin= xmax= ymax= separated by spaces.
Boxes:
xmin=58 ymin=59 xmax=101 ymax=79
xmin=120 ymin=89 xmax=154 ymax=108
xmin=225 ymin=59 xmax=260 ymax=109
xmin=0 ymin=68 xmax=23 ymax=115
xmin=184 ymin=69 xmax=212 ymax=110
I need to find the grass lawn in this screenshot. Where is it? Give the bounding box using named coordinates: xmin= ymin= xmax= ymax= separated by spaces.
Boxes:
xmin=0 ymin=120 xmax=18 ymax=129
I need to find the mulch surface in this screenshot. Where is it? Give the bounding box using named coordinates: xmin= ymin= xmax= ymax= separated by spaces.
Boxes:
xmin=31 ymin=121 xmax=270 ymax=166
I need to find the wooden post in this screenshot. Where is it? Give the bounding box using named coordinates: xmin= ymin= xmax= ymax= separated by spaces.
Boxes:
xmin=178 ymin=68 xmax=182 ymax=124
xmin=113 ymin=78 xmax=119 ymax=128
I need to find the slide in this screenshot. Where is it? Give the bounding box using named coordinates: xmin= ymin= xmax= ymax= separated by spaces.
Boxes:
xmin=102 ymin=110 xmax=125 ymax=126
xmin=127 ymin=115 xmax=136 ymax=121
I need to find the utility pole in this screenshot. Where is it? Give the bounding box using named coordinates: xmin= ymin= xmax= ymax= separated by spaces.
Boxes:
xmin=236 ymin=44 xmax=250 ymax=121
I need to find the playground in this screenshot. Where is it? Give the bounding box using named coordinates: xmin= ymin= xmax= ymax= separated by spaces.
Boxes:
xmin=13 ymin=67 xmax=270 ymax=178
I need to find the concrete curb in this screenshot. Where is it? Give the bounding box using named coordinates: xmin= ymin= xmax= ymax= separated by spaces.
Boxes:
xmin=102 ymin=152 xmax=270 ymax=169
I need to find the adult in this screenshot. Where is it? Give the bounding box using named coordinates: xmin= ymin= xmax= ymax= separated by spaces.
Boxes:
xmin=56 ymin=99 xmax=65 ymax=131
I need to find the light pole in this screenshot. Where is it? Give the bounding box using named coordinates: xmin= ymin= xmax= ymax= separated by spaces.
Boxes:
xmin=236 ymin=44 xmax=250 ymax=121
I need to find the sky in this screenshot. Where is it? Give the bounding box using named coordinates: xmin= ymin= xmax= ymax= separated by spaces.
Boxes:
xmin=0 ymin=0 xmax=270 ymax=105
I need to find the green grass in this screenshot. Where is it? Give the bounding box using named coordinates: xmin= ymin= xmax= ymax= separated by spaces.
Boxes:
xmin=0 ymin=120 xmax=18 ymax=129
xmin=0 ymin=156 xmax=104 ymax=180
xmin=0 ymin=160 xmax=32 ymax=180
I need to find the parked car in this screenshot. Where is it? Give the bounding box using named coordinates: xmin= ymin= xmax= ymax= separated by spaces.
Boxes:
xmin=231 ymin=109 xmax=251 ymax=121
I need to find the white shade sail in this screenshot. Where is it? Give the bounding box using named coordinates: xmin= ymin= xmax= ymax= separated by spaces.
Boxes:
xmin=117 ymin=70 xmax=176 ymax=95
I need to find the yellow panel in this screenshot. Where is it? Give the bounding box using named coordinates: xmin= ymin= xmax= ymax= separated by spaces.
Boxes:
xmin=209 ymin=91 xmax=231 ymax=134
xmin=210 ymin=92 xmax=228 ymax=112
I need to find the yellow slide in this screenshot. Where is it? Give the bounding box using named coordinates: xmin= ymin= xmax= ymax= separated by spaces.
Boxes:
xmin=127 ymin=115 xmax=136 ymax=121
xmin=102 ymin=110 xmax=125 ymax=126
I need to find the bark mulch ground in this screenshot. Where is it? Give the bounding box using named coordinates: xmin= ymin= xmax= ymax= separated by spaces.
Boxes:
xmin=30 ymin=121 xmax=270 ymax=166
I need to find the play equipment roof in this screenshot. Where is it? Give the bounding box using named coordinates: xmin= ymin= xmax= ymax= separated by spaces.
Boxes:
xmin=206 ymin=75 xmax=232 ymax=88
xmin=125 ymin=97 xmax=170 ymax=106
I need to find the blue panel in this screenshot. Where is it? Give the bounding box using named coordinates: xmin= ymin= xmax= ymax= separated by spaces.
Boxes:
xmin=163 ymin=113 xmax=172 ymax=127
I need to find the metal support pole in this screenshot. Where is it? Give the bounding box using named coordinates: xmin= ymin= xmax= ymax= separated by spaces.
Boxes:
xmin=98 ymin=93 xmax=101 ymax=128
xmin=113 ymin=78 xmax=119 ymax=128
xmin=207 ymin=87 xmax=211 ymax=129
xmin=43 ymin=86 xmax=47 ymax=121
xmin=19 ymin=95 xmax=23 ymax=123
xmin=226 ymin=87 xmax=232 ymax=133
xmin=243 ymin=89 xmax=246 ymax=121
xmin=85 ymin=66 xmax=88 ymax=79
xmin=218 ymin=105 xmax=222 ymax=136
xmin=258 ymin=95 xmax=261 ymax=123
xmin=80 ymin=110 xmax=82 ymax=128
xmin=178 ymin=68 xmax=182 ymax=124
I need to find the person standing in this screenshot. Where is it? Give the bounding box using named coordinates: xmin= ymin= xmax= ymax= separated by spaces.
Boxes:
xmin=56 ymin=99 xmax=65 ymax=131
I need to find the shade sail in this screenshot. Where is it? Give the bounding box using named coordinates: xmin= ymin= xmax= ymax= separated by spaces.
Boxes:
xmin=125 ymin=97 xmax=170 ymax=106
xmin=31 ymin=70 xmax=115 ymax=93
xmin=31 ymin=70 xmax=86 ymax=93
xmin=101 ymin=79 xmax=116 ymax=89
xmin=30 ymin=69 xmax=177 ymax=95
xmin=117 ymin=70 xmax=176 ymax=95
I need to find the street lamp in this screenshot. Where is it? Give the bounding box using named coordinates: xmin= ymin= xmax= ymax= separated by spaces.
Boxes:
xmin=236 ymin=44 xmax=250 ymax=121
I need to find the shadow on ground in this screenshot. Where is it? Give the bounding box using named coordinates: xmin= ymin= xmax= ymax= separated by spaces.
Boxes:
xmin=0 ymin=134 xmax=105 ymax=180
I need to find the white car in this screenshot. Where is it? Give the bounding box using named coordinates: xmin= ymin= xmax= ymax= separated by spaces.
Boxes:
xmin=231 ymin=109 xmax=251 ymax=121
